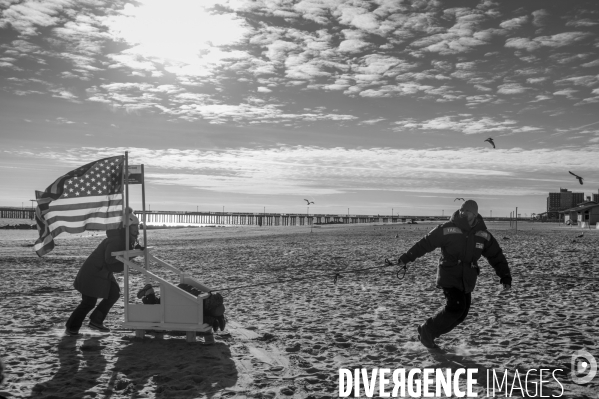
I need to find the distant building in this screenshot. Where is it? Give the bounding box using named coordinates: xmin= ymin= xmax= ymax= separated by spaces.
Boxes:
xmin=561 ymin=202 xmax=599 ymax=227
xmin=572 ymin=192 xmax=585 ymax=206
xmin=546 ymin=188 xmax=585 ymax=219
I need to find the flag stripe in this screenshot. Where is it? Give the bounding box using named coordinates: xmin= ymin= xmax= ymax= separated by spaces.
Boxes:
xmin=33 ymin=236 xmax=54 ymax=257
xmin=44 ymin=202 xmax=122 ymax=218
xmin=48 ymin=221 xmax=123 ymax=236
xmin=44 ymin=194 xmax=123 ymax=207
xmin=45 ymin=205 xmax=123 ymax=224
xmin=47 ymin=215 xmax=124 ymax=231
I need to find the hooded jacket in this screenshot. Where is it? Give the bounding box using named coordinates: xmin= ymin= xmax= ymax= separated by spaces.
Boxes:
xmin=399 ymin=210 xmax=511 ymax=293
xmin=73 ymin=228 xmax=135 ymax=298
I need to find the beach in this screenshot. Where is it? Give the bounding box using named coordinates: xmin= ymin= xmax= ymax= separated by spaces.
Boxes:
xmin=0 ymin=221 xmax=597 ymax=398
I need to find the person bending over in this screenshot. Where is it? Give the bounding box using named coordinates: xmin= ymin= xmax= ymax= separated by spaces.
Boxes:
xmin=65 ymin=210 xmax=141 ymax=335
xmin=397 ymin=200 xmax=511 ymax=349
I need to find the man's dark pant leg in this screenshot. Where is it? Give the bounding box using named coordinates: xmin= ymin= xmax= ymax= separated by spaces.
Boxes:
xmin=435 ymin=290 xmax=471 ymax=337
xmin=90 ymin=281 xmax=120 ymax=324
xmin=66 ymin=294 xmax=97 ymax=331
xmin=424 ymin=287 xmax=471 ymax=338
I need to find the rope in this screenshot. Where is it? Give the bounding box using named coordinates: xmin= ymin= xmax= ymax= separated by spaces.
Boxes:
xmin=208 ymin=258 xmax=407 ymax=294
xmin=514 ymin=273 xmax=599 ymax=281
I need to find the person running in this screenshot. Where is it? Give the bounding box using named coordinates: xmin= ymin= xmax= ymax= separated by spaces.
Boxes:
xmin=65 ymin=209 xmax=141 ymax=335
xmin=397 ymin=200 xmax=511 ymax=349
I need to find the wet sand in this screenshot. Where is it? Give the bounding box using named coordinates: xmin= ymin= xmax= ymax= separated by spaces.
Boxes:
xmin=0 ymin=221 xmax=598 ymax=398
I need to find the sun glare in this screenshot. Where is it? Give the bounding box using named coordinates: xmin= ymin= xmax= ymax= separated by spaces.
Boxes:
xmin=105 ymin=0 xmax=250 ymax=66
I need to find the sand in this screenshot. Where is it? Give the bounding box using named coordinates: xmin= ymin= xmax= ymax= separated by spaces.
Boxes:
xmin=0 ymin=221 xmax=598 ymax=399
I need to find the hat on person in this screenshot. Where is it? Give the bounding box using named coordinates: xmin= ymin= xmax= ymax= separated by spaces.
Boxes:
xmin=460 ymin=200 xmax=478 ymax=216
xmin=123 ymin=207 xmax=140 ymax=226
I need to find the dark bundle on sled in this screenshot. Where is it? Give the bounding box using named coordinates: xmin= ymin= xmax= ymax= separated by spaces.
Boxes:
xmin=177 ymin=284 xmax=226 ymax=332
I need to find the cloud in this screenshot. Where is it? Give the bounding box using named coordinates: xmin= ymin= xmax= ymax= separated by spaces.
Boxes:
xmin=531 ymin=95 xmax=552 ymax=102
xmin=13 ymin=145 xmax=599 ymax=197
xmin=359 ymin=118 xmax=386 ymax=125
xmin=497 ymin=83 xmax=529 ymax=95
xmin=531 ymin=9 xmax=550 ymax=27
xmin=581 ymin=59 xmax=599 ymax=68
xmin=265 ymin=40 xmax=299 ymax=62
xmin=336 ymin=5 xmax=381 ymax=33
xmin=553 ymin=88 xmax=578 ymax=99
xmin=526 ymin=77 xmax=547 ymax=84
xmin=554 ymin=75 xmax=599 ymax=87
xmin=357 ymin=82 xmax=435 ymax=98
xmin=292 ymin=0 xmax=333 ymax=25
xmin=338 ymin=38 xmax=371 ymax=53
xmin=565 ymin=18 xmax=599 ymax=28
xmin=575 ymin=97 xmax=599 ymax=106
xmin=54 ymin=117 xmax=76 ymax=124
xmin=505 ymin=31 xmax=592 ymax=51
xmin=0 ymin=0 xmax=70 ymax=36
xmin=50 ymin=89 xmax=79 ymax=101
xmin=473 ymin=85 xmax=492 ymax=92
xmin=499 ymin=16 xmax=528 ymax=30
xmin=393 ymin=115 xmax=541 ymax=135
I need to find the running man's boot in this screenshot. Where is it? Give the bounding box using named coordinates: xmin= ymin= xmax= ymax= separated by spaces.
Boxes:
xmin=417 ymin=324 xmax=440 ymax=349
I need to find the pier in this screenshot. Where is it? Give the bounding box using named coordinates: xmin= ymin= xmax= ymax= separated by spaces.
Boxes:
xmin=135 ymin=211 xmax=409 ymax=226
xmin=0 ymin=208 xmax=34 ymax=219
xmin=0 ymin=207 xmax=520 ymax=225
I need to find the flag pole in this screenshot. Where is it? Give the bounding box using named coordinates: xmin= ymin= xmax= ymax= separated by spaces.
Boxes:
xmin=125 ymin=151 xmax=130 ymax=249
xmin=121 ymin=154 xmax=125 ymax=225
xmin=141 ymin=164 xmax=149 ymax=283
xmin=124 ymin=151 xmax=130 ymax=322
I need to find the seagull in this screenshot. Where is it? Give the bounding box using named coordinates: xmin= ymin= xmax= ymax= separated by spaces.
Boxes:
xmin=304 ymin=199 xmax=314 ymax=205
xmin=454 ymin=198 xmax=465 ymax=201
xmin=502 ymin=236 xmax=510 ymax=240
xmin=568 ymin=171 xmax=584 ymax=185
xmin=484 ymin=138 xmax=495 ymax=148
xmin=577 ymin=232 xmax=584 ymax=238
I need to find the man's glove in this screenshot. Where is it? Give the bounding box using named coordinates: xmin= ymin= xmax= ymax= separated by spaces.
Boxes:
xmin=397 ymin=254 xmax=410 ymax=266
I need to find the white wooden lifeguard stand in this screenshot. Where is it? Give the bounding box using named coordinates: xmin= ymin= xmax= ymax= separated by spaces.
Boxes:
xmin=116 ymin=153 xmax=214 ymax=343
xmin=112 ymin=248 xmax=215 ymax=343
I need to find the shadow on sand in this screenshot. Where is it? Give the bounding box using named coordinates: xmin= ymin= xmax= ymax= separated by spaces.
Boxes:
xmin=30 ymin=335 xmax=107 ymax=398
xmin=108 ymin=336 xmax=238 ymax=398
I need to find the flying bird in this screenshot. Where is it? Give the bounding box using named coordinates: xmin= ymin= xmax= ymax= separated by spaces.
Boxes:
xmin=454 ymin=198 xmax=465 ymax=201
xmin=484 ymin=138 xmax=495 ymax=148
xmin=568 ymin=171 xmax=583 ymax=185
xmin=304 ymin=199 xmax=314 ymax=205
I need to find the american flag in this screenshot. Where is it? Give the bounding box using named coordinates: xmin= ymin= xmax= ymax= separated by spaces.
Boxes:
xmin=34 ymin=155 xmax=125 ymax=257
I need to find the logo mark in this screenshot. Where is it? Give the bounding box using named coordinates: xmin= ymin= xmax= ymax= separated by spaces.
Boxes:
xmin=571 ymin=350 xmax=597 ymax=384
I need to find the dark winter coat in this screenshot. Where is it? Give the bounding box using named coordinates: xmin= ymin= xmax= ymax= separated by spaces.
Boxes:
xmin=73 ymin=228 xmax=134 ymax=298
xmin=399 ymin=210 xmax=511 ymax=293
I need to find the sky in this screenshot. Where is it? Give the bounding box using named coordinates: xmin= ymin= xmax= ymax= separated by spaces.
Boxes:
xmin=1 ymin=0 xmax=599 ymax=218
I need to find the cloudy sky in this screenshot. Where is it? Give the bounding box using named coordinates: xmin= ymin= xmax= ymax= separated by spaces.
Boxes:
xmin=1 ymin=0 xmax=599 ymax=217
